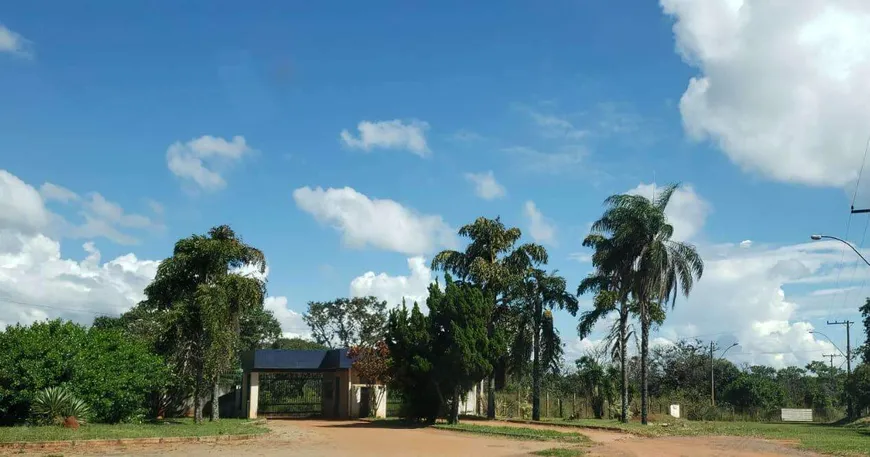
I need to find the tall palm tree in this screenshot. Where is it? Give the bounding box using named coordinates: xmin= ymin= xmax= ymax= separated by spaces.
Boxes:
xmin=432 ymin=217 xmax=547 ymax=419
xmin=577 ymin=234 xmax=635 ymax=423
xmin=511 ymin=269 xmax=578 ymax=421
xmin=598 ymin=184 xmax=704 ymax=425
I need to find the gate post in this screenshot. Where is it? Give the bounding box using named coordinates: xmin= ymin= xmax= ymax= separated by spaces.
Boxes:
xmin=247 ymin=372 xmax=259 ymax=419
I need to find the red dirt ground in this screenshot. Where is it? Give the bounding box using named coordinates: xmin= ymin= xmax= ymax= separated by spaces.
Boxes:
xmin=10 ymin=419 xmax=822 ymax=457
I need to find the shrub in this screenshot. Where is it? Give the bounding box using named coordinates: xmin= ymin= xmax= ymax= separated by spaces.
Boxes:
xmin=30 ymin=386 xmax=90 ymax=424
xmin=0 ymin=320 xmax=167 ymax=424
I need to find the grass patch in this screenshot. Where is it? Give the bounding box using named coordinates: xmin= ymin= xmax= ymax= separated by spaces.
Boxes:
xmin=547 ymin=418 xmax=870 ymax=456
xmin=531 ymin=447 xmax=587 ymax=457
xmin=434 ymin=423 xmax=591 ymax=444
xmin=0 ymin=418 xmax=268 ymax=443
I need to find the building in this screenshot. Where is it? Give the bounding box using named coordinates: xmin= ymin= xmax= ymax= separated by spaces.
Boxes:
xmin=239 ymin=348 xmax=386 ymax=419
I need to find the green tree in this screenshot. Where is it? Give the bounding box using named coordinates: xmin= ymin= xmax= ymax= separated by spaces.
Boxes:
xmin=0 ymin=320 xmax=166 ymax=424
xmin=303 ymin=296 xmax=387 ymax=348
xmin=141 ymin=225 xmax=267 ymax=423
xmin=860 ymin=298 xmax=870 ymax=364
xmin=268 ymin=337 xmax=328 ymax=350
xmin=431 ymin=216 xmax=547 ymax=418
xmin=574 ymin=356 xmax=616 ymax=419
xmin=511 ymin=269 xmax=578 ymax=421
xmin=845 ymin=363 xmax=870 ymax=417
xmin=239 ymin=307 xmax=282 ymax=352
xmin=724 ymin=370 xmax=786 ymax=412
xmin=386 ymin=279 xmax=494 ymax=424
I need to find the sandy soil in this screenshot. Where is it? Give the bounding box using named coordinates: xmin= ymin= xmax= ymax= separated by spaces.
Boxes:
xmin=11 ymin=419 xmax=823 ymax=457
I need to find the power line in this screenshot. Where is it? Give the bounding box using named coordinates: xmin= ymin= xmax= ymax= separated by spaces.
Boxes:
xmin=0 ymin=294 xmax=120 ymax=317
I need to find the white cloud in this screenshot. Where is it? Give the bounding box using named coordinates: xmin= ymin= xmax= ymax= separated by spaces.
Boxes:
xmin=350 ymin=256 xmax=435 ymax=309
xmin=524 ymin=201 xmax=557 ymax=245
xmin=465 ymin=171 xmax=506 ymax=200
xmin=166 ymin=135 xmax=252 ymax=191
xmin=0 ymin=170 xmax=50 ymax=234
xmin=568 ymin=252 xmax=593 ymax=263
xmin=650 ymin=241 xmax=845 ymax=368
xmin=340 ymin=119 xmax=430 ymax=156
xmin=145 ymin=199 xmax=164 ymax=215
xmin=0 ymin=233 xmax=160 ymax=327
xmin=40 ymin=183 xmax=80 ymax=203
xmin=263 ymin=296 xmax=309 ymax=339
xmin=627 ymin=183 xmax=710 ymax=242
xmin=293 ymin=186 xmax=456 ymax=255
xmin=740 ymin=239 xmax=753 ymax=248
xmin=662 ymin=0 xmax=870 ymax=188
xmin=0 ymin=24 xmax=31 ymax=57
xmin=525 ymin=109 xmax=588 ymax=140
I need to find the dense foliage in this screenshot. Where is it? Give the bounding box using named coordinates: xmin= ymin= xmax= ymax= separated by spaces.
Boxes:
xmin=386 ymin=278 xmax=495 ymax=423
xmin=303 ymin=296 xmax=388 ymax=348
xmin=0 ymin=320 xmax=166 ymax=424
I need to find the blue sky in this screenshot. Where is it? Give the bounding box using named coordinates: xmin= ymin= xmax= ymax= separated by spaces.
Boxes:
xmin=2 ymin=0 xmax=868 ymax=368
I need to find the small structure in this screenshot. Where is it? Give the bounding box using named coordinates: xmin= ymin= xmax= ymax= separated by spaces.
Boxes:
xmin=239 ymin=348 xmax=387 ymax=419
xmin=781 ymin=408 xmax=813 ymax=422
xmin=669 ymin=404 xmax=680 ymax=419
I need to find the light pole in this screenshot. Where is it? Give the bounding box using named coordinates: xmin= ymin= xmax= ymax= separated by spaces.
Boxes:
xmin=809 ymin=233 xmax=860 ymax=419
xmin=810 ymin=234 xmax=870 ymax=266
xmin=711 ymin=342 xmax=738 ymax=407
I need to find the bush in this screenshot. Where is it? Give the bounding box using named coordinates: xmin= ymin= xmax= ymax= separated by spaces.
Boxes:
xmin=0 ymin=320 xmax=167 ymax=424
xmin=30 ymin=386 xmax=90 ymax=424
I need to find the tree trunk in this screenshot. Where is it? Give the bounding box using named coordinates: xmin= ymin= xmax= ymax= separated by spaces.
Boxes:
xmin=487 ymin=376 xmax=496 ymax=419
xmin=640 ymin=307 xmax=650 ymax=425
xmin=450 ymin=387 xmax=460 ymax=424
xmin=211 ymin=380 xmax=220 ymax=421
xmin=532 ymin=301 xmax=542 ymax=421
xmin=619 ymin=305 xmax=629 ymax=423
xmin=194 ymin=372 xmax=204 ymax=424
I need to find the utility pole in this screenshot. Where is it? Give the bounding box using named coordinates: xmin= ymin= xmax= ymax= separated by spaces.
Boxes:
xmin=822 ymin=354 xmax=839 ymax=368
xmin=827 ymin=320 xmax=853 ymax=419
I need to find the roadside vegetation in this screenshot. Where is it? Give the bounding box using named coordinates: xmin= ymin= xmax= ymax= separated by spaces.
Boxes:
xmin=0 ymin=418 xmax=267 ymax=443
xmin=433 ymin=423 xmax=590 ymax=444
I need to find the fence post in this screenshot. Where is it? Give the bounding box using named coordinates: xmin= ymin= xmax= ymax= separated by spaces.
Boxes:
xmin=546 ymin=392 xmax=549 ymax=418
xmin=572 ymin=393 xmax=576 ymax=418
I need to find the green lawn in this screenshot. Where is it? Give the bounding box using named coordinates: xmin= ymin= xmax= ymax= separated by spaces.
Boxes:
xmin=530 ymin=447 xmax=587 ymax=457
xmin=0 ymin=418 xmax=268 ymax=443
xmin=434 ymin=423 xmax=591 ymax=444
xmin=545 ymin=418 xmax=870 ymax=456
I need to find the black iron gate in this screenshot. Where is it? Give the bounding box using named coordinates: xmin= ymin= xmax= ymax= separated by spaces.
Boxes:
xmin=258 ymin=372 xmax=323 ymax=418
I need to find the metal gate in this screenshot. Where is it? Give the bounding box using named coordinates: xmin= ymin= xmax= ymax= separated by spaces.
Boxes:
xmin=258 ymin=372 xmax=323 ymax=418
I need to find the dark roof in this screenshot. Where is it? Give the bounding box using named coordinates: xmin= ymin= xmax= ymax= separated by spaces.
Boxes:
xmin=241 ymin=348 xmax=352 ymax=372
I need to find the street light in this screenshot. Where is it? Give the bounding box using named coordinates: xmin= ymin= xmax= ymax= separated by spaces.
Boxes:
xmin=810 ymin=234 xmax=870 ymax=266
xmin=809 ymin=330 xmax=847 ymax=359
xmin=711 ymin=342 xmax=738 ymax=407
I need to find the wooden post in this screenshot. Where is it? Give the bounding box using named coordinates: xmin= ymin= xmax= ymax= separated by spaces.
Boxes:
xmin=572 ymin=393 xmax=576 ymax=418
xmin=546 ymin=392 xmax=549 ymax=418
xmin=517 ymin=390 xmax=521 ymax=418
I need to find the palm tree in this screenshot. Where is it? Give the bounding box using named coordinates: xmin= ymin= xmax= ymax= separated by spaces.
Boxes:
xmin=432 ymin=217 xmax=547 ymax=419
xmin=595 ymin=184 xmax=704 ymax=425
xmin=143 ymin=225 xmax=266 ymax=423
xmin=577 ymin=234 xmax=634 ymax=423
xmin=511 ymin=269 xmax=578 ymax=421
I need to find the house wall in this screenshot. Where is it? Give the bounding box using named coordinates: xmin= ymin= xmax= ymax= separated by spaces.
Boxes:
xmin=350 ymin=384 xmax=387 ymax=418
xmin=458 ymin=388 xmax=477 ymax=416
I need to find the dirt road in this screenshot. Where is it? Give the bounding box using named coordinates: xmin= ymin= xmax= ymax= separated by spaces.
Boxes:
xmin=14 ymin=419 xmax=822 ymax=457
xmin=465 ymin=420 xmax=821 ymax=457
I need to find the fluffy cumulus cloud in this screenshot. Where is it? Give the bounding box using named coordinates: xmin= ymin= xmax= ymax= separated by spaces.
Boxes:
xmin=654 ymin=240 xmax=848 ymax=368
xmin=340 ymin=119 xmax=430 ymax=156
xmin=0 ymin=170 xmax=51 ymax=234
xmin=263 ymin=296 xmax=309 ymax=339
xmin=166 ymin=135 xmax=253 ymax=191
xmin=349 ymin=257 xmax=435 ymax=309
xmin=464 ymin=171 xmax=507 ymax=200
xmin=0 ymin=24 xmax=31 ymax=57
xmin=627 ymin=183 xmax=710 ymax=242
xmin=524 ymin=201 xmax=557 ymax=245
xmin=293 ymin=186 xmax=456 ymax=255
xmin=662 ymin=0 xmax=870 ymax=190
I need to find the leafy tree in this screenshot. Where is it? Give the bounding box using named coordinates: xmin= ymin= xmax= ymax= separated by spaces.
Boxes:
xmin=348 ymin=341 xmax=392 ymax=415
xmin=0 ymin=320 xmax=165 ymax=424
xmin=386 ymin=279 xmax=494 ymax=424
xmin=239 ymin=307 xmax=282 ymax=352
xmin=724 ymin=371 xmax=785 ymax=411
xmin=431 ymin=216 xmax=546 ymax=418
xmin=141 ymin=225 xmax=266 ymax=422
xmin=511 ymin=269 xmax=578 ymax=421
xmin=860 ymin=298 xmax=870 ymax=364
xmin=303 ymin=296 xmax=387 ymax=348
xmin=268 ymin=337 xmax=328 ymax=350
xmin=845 ymin=363 xmax=870 ymax=417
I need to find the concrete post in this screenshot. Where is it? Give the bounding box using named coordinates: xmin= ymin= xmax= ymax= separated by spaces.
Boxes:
xmin=247 ymin=372 xmax=259 ymax=419
xmin=240 ymin=372 xmax=249 ymax=418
